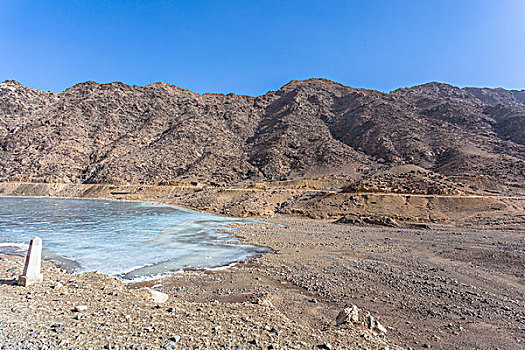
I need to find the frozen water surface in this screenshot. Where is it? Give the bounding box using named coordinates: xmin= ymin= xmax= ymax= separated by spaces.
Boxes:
xmin=0 ymin=197 xmax=266 ymax=281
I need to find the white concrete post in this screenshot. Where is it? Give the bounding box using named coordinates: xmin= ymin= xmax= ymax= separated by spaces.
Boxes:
xmin=18 ymin=236 xmax=44 ymax=286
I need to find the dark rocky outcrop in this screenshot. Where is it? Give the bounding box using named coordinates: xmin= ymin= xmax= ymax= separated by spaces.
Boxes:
xmin=335 ymin=215 xmax=364 ymax=225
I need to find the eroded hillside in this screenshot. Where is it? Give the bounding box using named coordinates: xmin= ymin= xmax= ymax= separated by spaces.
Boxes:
xmin=1 ymin=79 xmax=524 ymax=193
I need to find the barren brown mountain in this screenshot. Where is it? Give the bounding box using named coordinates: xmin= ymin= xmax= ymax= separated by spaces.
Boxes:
xmin=1 ymin=78 xmax=523 ymax=193
xmin=1 ymin=79 xmax=525 ymax=350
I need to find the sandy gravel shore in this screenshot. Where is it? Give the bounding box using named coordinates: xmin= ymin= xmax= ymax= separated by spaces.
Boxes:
xmin=1 ymin=213 xmax=524 ymax=350
xmin=0 ymin=253 xmax=393 ymax=350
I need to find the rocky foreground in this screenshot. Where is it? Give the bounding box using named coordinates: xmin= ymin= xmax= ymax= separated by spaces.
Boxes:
xmin=0 ymin=250 xmax=394 ymax=350
xmin=1 ymin=214 xmax=524 ymax=350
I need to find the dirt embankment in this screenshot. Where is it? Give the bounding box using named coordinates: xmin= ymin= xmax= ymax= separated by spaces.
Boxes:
xmin=1 ymin=181 xmax=523 ymax=225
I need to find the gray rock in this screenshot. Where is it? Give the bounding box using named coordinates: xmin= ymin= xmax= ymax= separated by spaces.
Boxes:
xmin=169 ymin=336 xmax=181 ymax=342
xmin=366 ymin=313 xmax=387 ymax=335
xmin=146 ymin=289 xmax=169 ymax=303
xmin=73 ymin=305 xmax=88 ymax=312
xmin=162 ymin=341 xmax=176 ymax=349
xmin=336 ymin=305 xmax=360 ymax=326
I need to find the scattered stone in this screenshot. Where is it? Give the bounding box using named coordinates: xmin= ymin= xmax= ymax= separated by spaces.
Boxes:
xmin=336 ymin=305 xmax=360 ymax=326
xmin=367 ymin=313 xmax=387 ymax=335
xmin=162 ymin=341 xmax=176 ymax=349
xmin=266 ymin=326 xmax=279 ymax=335
xmin=257 ymin=299 xmax=274 ymax=308
xmin=146 ymin=289 xmax=169 ymax=304
xmin=169 ymin=336 xmax=181 ymax=342
xmin=73 ymin=305 xmax=88 ymax=312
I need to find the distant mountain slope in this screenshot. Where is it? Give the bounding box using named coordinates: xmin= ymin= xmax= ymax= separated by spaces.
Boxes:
xmin=0 ymin=79 xmax=523 ymax=190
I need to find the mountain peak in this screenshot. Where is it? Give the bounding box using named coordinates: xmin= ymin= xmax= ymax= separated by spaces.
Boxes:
xmin=1 ymin=79 xmax=23 ymax=85
xmin=280 ymin=78 xmax=347 ymax=90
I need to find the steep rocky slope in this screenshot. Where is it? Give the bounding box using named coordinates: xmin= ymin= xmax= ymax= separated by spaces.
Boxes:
xmin=1 ymin=79 xmax=523 ymax=191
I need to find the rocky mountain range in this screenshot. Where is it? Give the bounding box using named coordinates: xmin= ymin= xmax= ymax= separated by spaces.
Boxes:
xmin=1 ymin=78 xmax=523 ymax=192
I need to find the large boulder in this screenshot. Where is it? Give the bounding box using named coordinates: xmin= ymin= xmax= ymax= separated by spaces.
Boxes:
xmin=364 ymin=215 xmax=398 ymax=227
xmin=336 ymin=305 xmax=388 ymax=336
xmin=336 ymin=305 xmax=360 ymax=326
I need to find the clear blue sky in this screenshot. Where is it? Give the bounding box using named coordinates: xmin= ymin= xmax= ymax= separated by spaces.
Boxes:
xmin=1 ymin=0 xmax=524 ymax=95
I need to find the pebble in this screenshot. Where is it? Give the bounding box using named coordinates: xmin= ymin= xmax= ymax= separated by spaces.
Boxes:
xmin=74 ymin=305 xmax=88 ymax=312
xmin=268 ymin=327 xmax=279 ymax=335
xmin=146 ymin=289 xmax=169 ymax=304
xmin=169 ymin=335 xmax=181 ymax=342
xmin=162 ymin=341 xmax=176 ymax=349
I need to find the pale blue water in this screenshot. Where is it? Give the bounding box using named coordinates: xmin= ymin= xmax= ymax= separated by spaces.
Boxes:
xmin=0 ymin=197 xmax=266 ymax=280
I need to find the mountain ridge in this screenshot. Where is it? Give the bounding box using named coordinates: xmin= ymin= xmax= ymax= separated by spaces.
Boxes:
xmin=1 ymin=78 xmax=523 ymax=192
xmin=3 ymin=78 xmax=525 ymax=97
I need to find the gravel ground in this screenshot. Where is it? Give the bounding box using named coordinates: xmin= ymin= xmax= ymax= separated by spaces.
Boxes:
xmin=227 ymin=217 xmax=525 ymax=350
xmin=1 ymin=215 xmax=523 ymax=350
xmin=0 ymin=244 xmax=394 ymax=349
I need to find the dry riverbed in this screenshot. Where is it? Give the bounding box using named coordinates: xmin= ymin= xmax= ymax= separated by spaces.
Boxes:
xmin=1 ymin=216 xmax=524 ymax=350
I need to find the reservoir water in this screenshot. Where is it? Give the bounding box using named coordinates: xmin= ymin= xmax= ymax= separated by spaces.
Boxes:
xmin=0 ymin=197 xmax=266 ymax=281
